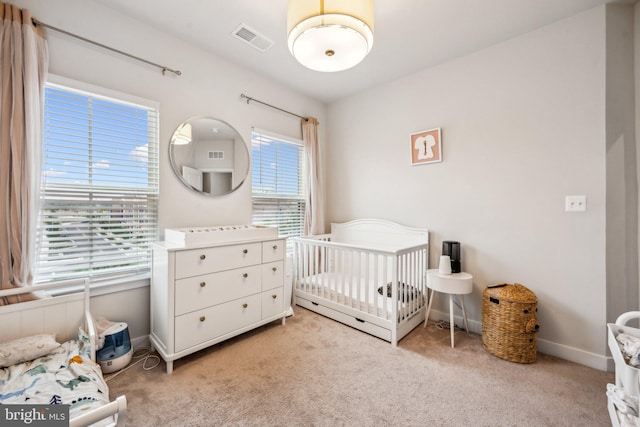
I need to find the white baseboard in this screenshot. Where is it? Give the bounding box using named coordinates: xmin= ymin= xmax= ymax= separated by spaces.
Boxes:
xmin=426 ymin=308 xmax=611 ymax=372
xmin=424 ymin=308 xmax=482 ymax=335
xmin=536 ymin=339 xmax=611 ymax=371
xmin=131 ymin=334 xmax=150 ymax=351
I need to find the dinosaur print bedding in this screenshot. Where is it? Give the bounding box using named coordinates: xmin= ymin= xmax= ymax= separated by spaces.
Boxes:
xmin=0 ymin=330 xmax=112 ymax=423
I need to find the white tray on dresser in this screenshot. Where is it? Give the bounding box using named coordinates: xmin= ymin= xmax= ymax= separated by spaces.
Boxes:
xmin=165 ymin=224 xmax=278 ymax=246
xmin=151 ymin=225 xmax=287 ymax=373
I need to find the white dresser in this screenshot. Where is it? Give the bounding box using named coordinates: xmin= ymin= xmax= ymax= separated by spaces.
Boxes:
xmin=150 ymin=231 xmax=287 ymax=374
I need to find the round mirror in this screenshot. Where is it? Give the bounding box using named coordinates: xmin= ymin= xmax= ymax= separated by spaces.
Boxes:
xmin=169 ymin=117 xmax=250 ymax=196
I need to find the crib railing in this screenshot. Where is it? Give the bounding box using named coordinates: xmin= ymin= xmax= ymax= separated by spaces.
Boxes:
xmin=292 ymin=235 xmax=428 ymax=323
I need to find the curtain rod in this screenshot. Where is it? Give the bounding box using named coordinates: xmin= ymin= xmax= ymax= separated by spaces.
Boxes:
xmin=240 ymin=93 xmax=308 ymax=121
xmin=32 ymin=18 xmax=182 ymax=77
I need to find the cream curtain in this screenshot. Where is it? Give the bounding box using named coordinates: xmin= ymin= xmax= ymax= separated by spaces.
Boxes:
xmin=302 ymin=117 xmax=325 ymax=236
xmin=0 ymin=3 xmax=48 ymax=289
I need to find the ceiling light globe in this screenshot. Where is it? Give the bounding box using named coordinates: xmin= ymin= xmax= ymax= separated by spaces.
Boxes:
xmin=171 ymin=122 xmax=192 ymax=145
xmin=287 ymin=1 xmax=374 ymax=73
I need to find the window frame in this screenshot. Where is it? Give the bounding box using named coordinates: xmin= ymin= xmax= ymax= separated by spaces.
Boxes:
xmin=36 ymin=74 xmax=160 ymax=290
xmin=251 ymin=128 xmax=306 ymax=249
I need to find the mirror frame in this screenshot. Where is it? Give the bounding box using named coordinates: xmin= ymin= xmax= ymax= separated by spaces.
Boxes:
xmin=168 ymin=116 xmax=250 ymax=197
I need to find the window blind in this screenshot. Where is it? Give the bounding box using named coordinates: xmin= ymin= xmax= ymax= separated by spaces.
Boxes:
xmin=251 ymin=130 xmax=305 ymax=244
xmin=36 ymin=83 xmax=159 ymax=284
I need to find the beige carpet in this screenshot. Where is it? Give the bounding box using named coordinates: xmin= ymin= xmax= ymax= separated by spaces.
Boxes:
xmin=108 ymin=307 xmax=614 ymax=426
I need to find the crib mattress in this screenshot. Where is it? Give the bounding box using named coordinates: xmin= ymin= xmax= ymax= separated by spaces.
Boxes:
xmin=0 ymin=331 xmax=112 ymax=425
xmin=296 ymin=272 xmax=424 ymax=318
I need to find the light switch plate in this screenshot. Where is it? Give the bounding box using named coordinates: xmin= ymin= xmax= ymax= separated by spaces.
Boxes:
xmin=565 ymin=195 xmax=586 ymax=212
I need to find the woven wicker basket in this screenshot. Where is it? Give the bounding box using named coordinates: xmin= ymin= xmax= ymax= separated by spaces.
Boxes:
xmin=482 ymin=283 xmax=539 ymax=363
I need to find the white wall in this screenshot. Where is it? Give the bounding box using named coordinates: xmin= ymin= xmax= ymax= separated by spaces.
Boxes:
xmin=326 ymin=7 xmax=611 ymax=368
xmin=606 ymin=3 xmax=638 ymax=323
xmin=11 ymin=0 xmax=325 ymax=342
xmin=636 ymin=2 xmax=640 ymax=311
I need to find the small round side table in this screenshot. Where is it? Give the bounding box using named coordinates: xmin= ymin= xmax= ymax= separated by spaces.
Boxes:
xmin=423 ymin=269 xmax=473 ymax=348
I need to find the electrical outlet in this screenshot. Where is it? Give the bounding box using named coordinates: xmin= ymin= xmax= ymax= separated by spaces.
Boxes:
xmin=565 ymin=195 xmax=586 ymax=212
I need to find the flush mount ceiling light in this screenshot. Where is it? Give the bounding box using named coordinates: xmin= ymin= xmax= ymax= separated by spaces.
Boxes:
xmin=172 ymin=122 xmax=192 ymax=145
xmin=287 ymin=0 xmax=374 ymax=72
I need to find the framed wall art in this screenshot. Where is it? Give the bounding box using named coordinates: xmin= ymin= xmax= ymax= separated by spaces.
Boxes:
xmin=410 ymin=128 xmax=442 ymax=165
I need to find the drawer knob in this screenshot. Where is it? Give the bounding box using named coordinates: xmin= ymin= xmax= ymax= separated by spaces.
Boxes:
xmin=272 ymin=244 xmax=278 ymax=250
xmin=200 ymin=254 xmax=206 ymax=260
xmin=242 ymin=249 xmax=248 ymax=254
xmin=243 ymin=273 xmax=248 ymax=278
xmin=200 ymin=282 xmax=206 ymax=287
xmin=272 ymin=267 xmax=277 ymax=272
xmin=242 ymin=303 xmax=248 ymax=309
xmin=200 ymin=316 xmax=206 ymax=322
xmin=272 ymin=294 xmax=277 ymax=299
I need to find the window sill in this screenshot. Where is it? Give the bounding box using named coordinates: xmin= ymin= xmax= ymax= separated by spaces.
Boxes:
xmin=40 ymin=274 xmax=150 ymax=298
xmin=89 ymin=274 xmax=150 ymax=297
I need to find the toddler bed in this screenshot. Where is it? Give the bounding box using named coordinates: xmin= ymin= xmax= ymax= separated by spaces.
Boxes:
xmin=292 ymin=219 xmax=429 ymax=345
xmin=0 ymin=279 xmax=127 ymax=426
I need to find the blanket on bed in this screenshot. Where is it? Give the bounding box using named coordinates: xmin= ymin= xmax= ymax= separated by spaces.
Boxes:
xmin=0 ymin=331 xmax=111 ymax=424
xmin=377 ymin=282 xmax=420 ymax=302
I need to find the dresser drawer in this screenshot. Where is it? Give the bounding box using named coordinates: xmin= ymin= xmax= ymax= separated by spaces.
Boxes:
xmin=262 ymin=287 xmax=284 ymax=319
xmin=261 ymin=261 xmax=284 ymax=291
xmin=262 ymin=240 xmax=285 ymax=263
xmin=175 ymin=242 xmax=261 ymax=279
xmin=175 ymin=265 xmax=262 ymax=315
xmin=175 ymin=293 xmax=262 ymax=352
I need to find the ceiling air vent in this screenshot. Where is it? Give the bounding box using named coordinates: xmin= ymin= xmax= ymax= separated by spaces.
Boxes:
xmin=231 ymin=24 xmax=274 ymax=52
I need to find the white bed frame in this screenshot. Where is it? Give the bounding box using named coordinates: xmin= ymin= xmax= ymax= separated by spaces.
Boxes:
xmin=292 ymin=219 xmax=429 ymax=345
xmin=0 ymin=279 xmax=127 ymax=427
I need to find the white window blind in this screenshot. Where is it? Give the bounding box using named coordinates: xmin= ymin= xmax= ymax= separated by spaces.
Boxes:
xmin=251 ymin=130 xmax=305 ymax=244
xmin=36 ymin=81 xmax=159 ymax=284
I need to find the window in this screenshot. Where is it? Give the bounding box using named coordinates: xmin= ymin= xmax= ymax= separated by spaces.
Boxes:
xmin=251 ymin=129 xmax=305 ymax=248
xmin=36 ymin=78 xmax=159 ymax=284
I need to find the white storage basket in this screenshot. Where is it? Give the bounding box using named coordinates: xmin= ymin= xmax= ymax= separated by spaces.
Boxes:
xmin=607 ymin=311 xmax=640 ymax=426
xmin=608 ymin=314 xmax=640 ymax=396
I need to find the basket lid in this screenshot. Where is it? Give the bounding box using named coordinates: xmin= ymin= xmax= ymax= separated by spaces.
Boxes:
xmin=485 ymin=283 xmax=537 ymax=303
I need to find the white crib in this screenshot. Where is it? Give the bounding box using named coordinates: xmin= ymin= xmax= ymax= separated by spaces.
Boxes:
xmin=292 ymin=219 xmax=429 ymax=345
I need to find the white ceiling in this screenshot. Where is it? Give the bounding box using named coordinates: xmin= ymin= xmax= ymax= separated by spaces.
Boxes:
xmin=99 ymin=0 xmax=624 ymax=104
